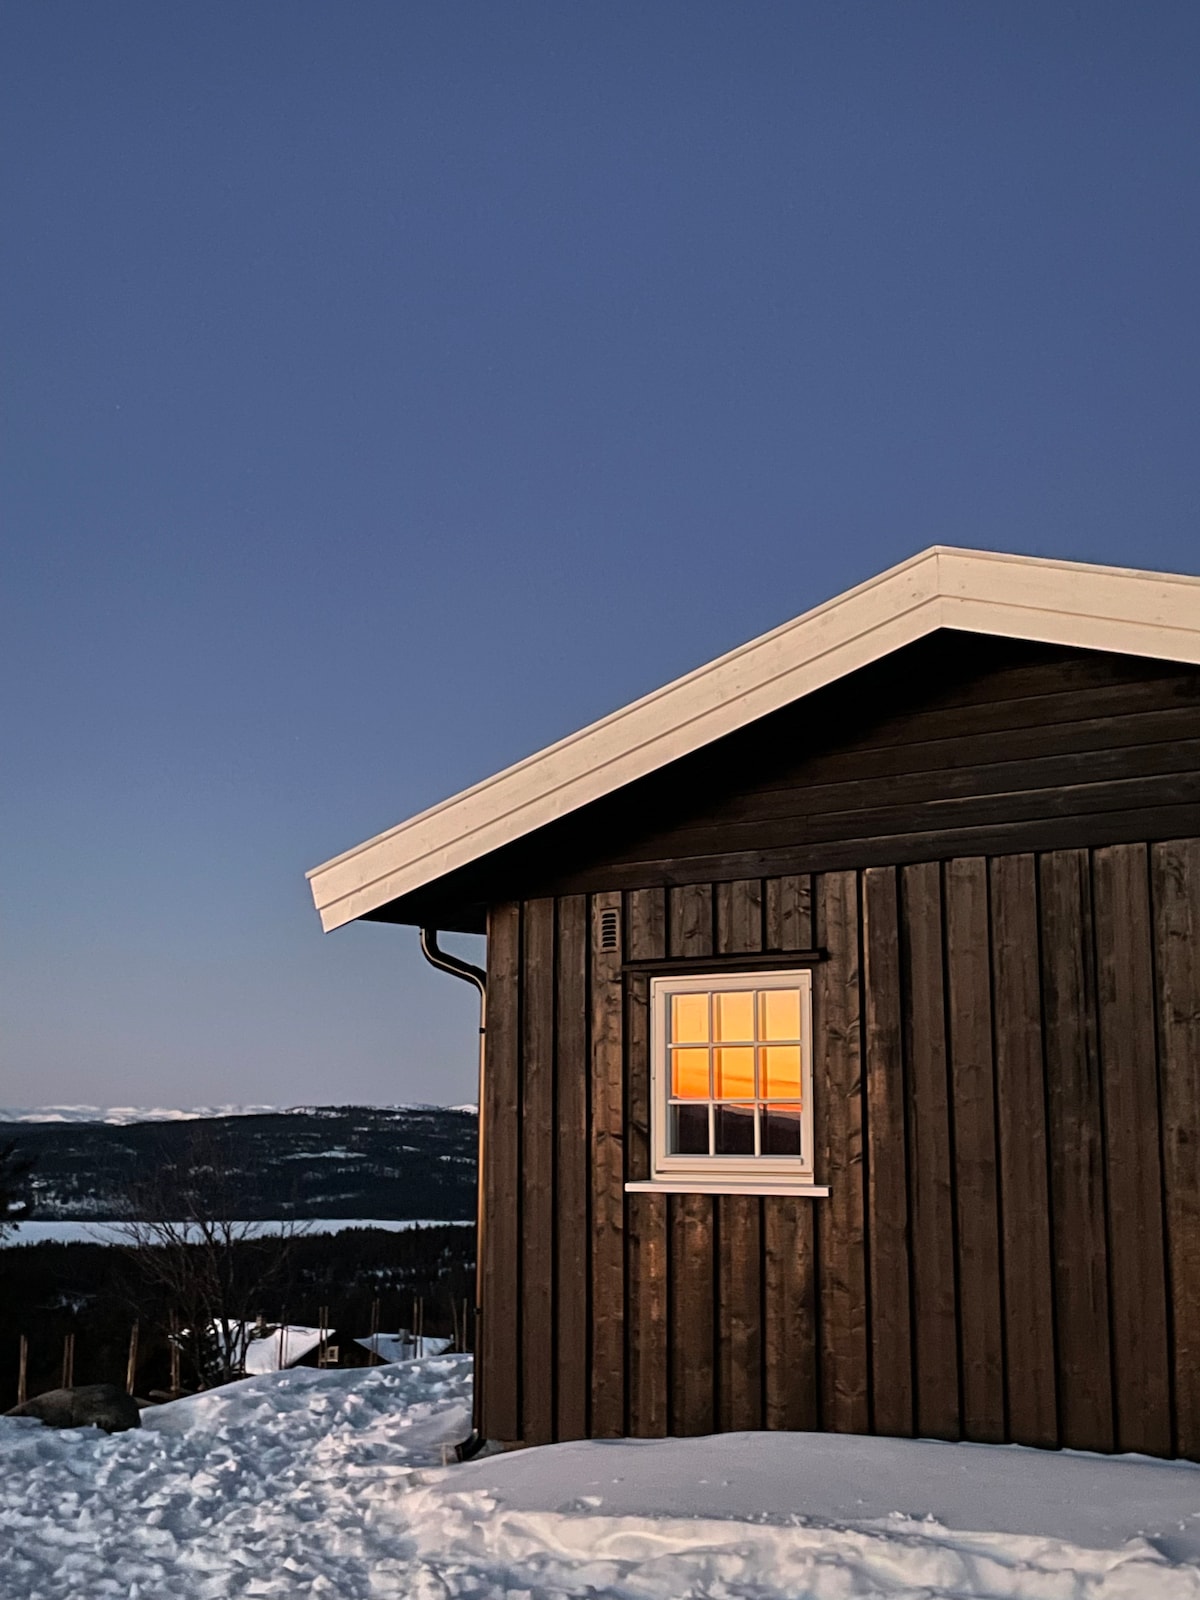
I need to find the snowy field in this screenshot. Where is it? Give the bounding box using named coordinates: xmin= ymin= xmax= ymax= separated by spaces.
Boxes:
xmin=1 ymin=1218 xmax=471 ymax=1247
xmin=4 ymin=1356 xmax=1200 ymax=1599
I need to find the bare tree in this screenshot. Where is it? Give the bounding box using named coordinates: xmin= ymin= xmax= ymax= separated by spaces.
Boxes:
xmin=116 ymin=1128 xmax=306 ymax=1389
xmin=0 ymin=1142 xmax=33 ymax=1240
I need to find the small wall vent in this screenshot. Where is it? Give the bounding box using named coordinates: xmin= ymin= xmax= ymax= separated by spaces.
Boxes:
xmin=598 ymin=906 xmax=621 ymax=954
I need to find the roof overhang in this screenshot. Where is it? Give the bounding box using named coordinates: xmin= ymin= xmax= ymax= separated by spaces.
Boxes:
xmin=307 ymin=545 xmax=1200 ymax=932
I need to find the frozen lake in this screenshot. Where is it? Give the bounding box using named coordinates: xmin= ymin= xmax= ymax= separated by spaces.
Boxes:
xmin=1 ymin=1218 xmax=471 ymax=1247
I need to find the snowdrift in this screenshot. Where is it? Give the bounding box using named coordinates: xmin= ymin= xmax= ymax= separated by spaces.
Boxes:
xmin=3 ymin=1354 xmax=1200 ymax=1597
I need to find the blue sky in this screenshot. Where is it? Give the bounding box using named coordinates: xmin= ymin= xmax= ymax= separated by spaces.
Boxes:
xmin=3 ymin=3 xmax=1198 ymax=1108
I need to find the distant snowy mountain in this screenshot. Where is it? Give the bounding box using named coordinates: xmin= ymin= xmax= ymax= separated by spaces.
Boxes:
xmin=0 ymin=1105 xmax=280 ymax=1125
xmin=0 ymin=1103 xmax=478 ymax=1126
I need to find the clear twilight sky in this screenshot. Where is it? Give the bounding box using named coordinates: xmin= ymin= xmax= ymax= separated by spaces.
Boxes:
xmin=2 ymin=4 xmax=1198 ymax=1109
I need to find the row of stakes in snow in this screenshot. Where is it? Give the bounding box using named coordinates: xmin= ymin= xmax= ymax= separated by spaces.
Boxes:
xmin=7 ymin=1294 xmax=468 ymax=1413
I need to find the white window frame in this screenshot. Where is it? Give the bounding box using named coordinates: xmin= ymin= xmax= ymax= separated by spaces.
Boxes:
xmin=625 ymin=969 xmax=829 ymax=1198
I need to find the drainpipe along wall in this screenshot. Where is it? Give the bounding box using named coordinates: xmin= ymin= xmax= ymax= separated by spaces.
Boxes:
xmin=418 ymin=928 xmax=488 ymax=1461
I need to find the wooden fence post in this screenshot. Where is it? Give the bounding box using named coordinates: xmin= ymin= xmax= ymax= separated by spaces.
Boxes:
xmin=60 ymin=1331 xmax=75 ymax=1389
xmin=17 ymin=1335 xmax=27 ymax=1405
xmin=125 ymin=1322 xmax=139 ymax=1396
xmin=169 ymin=1311 xmax=181 ymax=1397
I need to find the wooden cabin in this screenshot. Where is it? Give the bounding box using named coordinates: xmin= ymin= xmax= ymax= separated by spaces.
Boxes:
xmin=308 ymin=547 xmax=1200 ymax=1459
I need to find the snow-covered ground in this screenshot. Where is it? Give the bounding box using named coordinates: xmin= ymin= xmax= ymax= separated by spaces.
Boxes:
xmin=4 ymin=1355 xmax=1200 ymax=1598
xmin=2 ymin=1217 xmax=471 ymax=1247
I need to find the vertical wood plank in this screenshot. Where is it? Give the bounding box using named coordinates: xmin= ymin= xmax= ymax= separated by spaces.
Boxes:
xmin=763 ymin=874 xmax=819 ymax=1432
xmin=520 ymin=898 xmax=555 ymax=1445
xmin=862 ymin=865 xmax=913 ymax=1438
xmin=763 ymin=1201 xmax=818 ymax=1430
xmin=1093 ymin=843 xmax=1171 ymax=1456
xmin=555 ymin=894 xmax=590 ymax=1442
xmin=716 ymin=876 xmax=764 ymax=955
xmin=1153 ymin=839 xmax=1200 ymax=1459
xmin=672 ymin=879 xmax=715 ymax=958
xmin=944 ymin=857 xmax=1005 ymax=1443
xmin=1040 ymin=848 xmax=1114 ymax=1453
xmin=626 ymin=887 xmax=668 ymax=1438
xmin=483 ymin=901 xmax=521 ymax=1441
xmin=901 ymin=861 xmax=960 ymax=1440
xmin=989 ymin=854 xmax=1057 ymax=1448
xmin=716 ymin=879 xmax=764 ymax=1433
xmin=590 ymin=889 xmax=626 ymax=1436
xmin=765 ymin=873 xmax=813 ymax=954
xmin=718 ymin=1192 xmax=762 ymax=1432
xmin=815 ymin=869 xmax=869 ymax=1435
xmin=668 ymin=882 xmax=715 ymax=1436
xmin=625 ymin=889 xmax=665 ymax=1178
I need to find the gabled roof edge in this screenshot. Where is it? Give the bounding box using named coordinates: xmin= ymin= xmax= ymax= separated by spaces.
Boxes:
xmin=308 ymin=546 xmax=1200 ymax=932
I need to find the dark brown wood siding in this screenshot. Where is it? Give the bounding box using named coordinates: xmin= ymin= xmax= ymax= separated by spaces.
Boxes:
xmin=481 ymin=842 xmax=1200 ymax=1457
xmin=470 ymin=634 xmax=1200 ymax=1451
xmin=375 ymin=634 xmax=1200 ymax=932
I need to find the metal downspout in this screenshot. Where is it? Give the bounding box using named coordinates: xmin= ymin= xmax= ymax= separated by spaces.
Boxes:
xmin=419 ymin=927 xmax=489 ymax=1461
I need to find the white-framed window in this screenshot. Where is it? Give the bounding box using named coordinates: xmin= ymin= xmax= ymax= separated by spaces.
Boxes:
xmin=630 ymin=969 xmax=824 ymax=1197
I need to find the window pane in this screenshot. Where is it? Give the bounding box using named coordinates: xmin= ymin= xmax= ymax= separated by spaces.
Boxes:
xmin=714 ymin=1105 xmax=755 ymax=1155
xmin=671 ymin=992 xmax=709 ymax=1045
xmin=761 ymin=1105 xmax=803 ymax=1156
xmin=671 ymin=1048 xmax=710 ymax=1099
xmin=760 ymin=1044 xmax=802 ymax=1099
xmin=670 ymin=1103 xmax=709 ymax=1155
xmin=714 ymin=1046 xmax=755 ymax=1099
xmin=713 ymin=991 xmax=754 ymax=1042
xmin=759 ymin=988 xmax=801 ymax=1041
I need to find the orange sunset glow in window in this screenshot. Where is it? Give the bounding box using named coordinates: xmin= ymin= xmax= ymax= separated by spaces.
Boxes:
xmin=662 ymin=977 xmax=809 ymax=1163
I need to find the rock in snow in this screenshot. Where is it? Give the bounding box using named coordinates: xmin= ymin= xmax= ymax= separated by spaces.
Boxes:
xmin=3 ymin=1354 xmax=1200 ymax=1597
xmin=5 ymin=1382 xmax=142 ymax=1433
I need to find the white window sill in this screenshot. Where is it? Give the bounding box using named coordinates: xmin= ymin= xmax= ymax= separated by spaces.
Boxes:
xmin=625 ymin=1179 xmax=830 ymax=1198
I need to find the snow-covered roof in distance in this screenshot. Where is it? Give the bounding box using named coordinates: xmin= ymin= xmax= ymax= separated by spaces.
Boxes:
xmin=243 ymin=1325 xmax=324 ymax=1375
xmin=307 ymin=545 xmax=1200 ymax=933
xmin=354 ymin=1333 xmax=454 ymax=1363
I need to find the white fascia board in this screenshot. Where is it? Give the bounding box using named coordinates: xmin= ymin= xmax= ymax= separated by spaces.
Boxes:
xmin=935 ymin=548 xmax=1200 ymax=662
xmin=308 ymin=546 xmax=1200 ymax=932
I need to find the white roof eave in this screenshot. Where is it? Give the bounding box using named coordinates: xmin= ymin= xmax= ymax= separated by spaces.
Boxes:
xmin=307 ymin=546 xmax=1200 ymax=932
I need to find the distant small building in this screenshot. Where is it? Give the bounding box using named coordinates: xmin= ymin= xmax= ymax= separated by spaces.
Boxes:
xmin=232 ymin=1323 xmax=454 ymax=1375
xmin=235 ymin=1324 xmax=327 ymax=1375
xmin=353 ymin=1333 xmax=453 ymax=1364
xmin=309 ymin=547 xmax=1200 ymax=1460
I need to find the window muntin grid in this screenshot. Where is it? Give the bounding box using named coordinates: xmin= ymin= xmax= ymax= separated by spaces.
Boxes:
xmin=659 ymin=975 xmax=810 ymax=1166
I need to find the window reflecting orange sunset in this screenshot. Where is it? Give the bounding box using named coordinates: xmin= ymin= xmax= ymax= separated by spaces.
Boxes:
xmin=670 ymin=1048 xmax=709 ymax=1099
xmin=671 ymin=992 xmax=708 ymax=1044
xmin=714 ymin=1046 xmax=755 ymax=1098
xmin=663 ymin=977 xmax=810 ymax=1163
xmin=713 ymin=990 xmax=754 ymax=1042
xmin=760 ymin=1044 xmax=802 ymax=1098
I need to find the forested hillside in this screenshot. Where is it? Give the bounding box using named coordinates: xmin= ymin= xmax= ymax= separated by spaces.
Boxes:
xmin=1 ymin=1106 xmax=477 ymax=1221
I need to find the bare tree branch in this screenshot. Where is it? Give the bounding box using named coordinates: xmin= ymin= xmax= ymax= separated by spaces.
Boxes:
xmin=0 ymin=1143 xmax=34 ymax=1240
xmin=115 ymin=1127 xmax=307 ymax=1388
